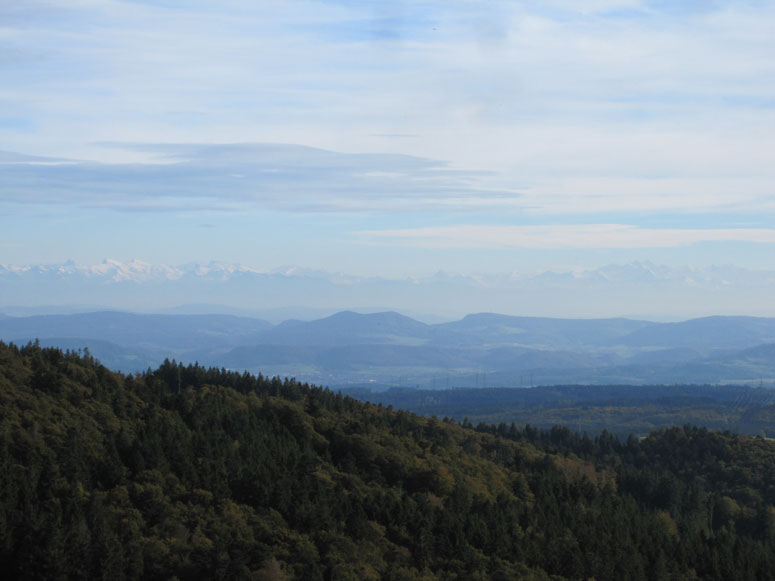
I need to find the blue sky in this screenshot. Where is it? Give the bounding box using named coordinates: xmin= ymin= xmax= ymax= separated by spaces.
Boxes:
xmin=2 ymin=0 xmax=775 ymax=279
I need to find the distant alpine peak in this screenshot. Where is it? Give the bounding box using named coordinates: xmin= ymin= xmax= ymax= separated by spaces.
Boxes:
xmin=0 ymin=259 xmax=769 ymax=287
xmin=0 ymin=258 xmax=262 ymax=283
xmin=181 ymin=261 xmax=263 ymax=277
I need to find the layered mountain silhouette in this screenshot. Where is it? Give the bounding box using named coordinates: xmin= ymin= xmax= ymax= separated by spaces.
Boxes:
xmin=2 ymin=309 xmax=775 ymax=387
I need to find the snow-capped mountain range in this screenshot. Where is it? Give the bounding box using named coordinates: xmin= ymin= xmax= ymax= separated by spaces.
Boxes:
xmin=2 ymin=259 xmax=775 ymax=320
xmin=0 ymin=258 xmax=262 ymax=282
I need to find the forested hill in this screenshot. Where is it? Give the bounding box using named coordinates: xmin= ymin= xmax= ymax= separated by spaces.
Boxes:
xmin=2 ymin=343 xmax=775 ymax=580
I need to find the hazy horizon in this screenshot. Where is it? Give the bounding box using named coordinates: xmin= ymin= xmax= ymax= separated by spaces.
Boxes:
xmin=4 ymin=257 xmax=775 ymax=322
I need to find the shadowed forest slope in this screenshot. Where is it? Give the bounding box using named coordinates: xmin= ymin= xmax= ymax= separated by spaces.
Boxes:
xmin=2 ymin=342 xmax=775 ymax=579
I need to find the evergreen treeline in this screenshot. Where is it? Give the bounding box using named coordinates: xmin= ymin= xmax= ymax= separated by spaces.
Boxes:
xmin=1 ymin=341 xmax=775 ymax=580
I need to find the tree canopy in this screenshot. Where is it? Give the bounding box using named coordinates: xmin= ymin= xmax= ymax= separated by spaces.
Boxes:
xmin=1 ymin=342 xmax=774 ymax=579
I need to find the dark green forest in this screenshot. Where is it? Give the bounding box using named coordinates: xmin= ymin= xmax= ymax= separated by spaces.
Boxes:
xmin=2 ymin=341 xmax=775 ymax=580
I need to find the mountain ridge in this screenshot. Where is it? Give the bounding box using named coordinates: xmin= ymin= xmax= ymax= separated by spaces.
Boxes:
xmin=3 ymin=309 xmax=775 ymax=386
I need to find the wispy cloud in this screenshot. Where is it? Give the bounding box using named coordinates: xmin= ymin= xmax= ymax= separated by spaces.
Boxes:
xmin=3 ymin=141 xmax=773 ymax=216
xmin=359 ymin=224 xmax=775 ymax=249
xmin=0 ymin=143 xmax=519 ymax=213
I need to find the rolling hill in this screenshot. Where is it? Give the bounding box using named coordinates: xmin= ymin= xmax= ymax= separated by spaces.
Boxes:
xmin=2 ymin=310 xmax=775 ymax=386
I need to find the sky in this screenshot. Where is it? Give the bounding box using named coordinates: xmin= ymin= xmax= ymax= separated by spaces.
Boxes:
xmin=2 ymin=0 xmax=775 ymax=282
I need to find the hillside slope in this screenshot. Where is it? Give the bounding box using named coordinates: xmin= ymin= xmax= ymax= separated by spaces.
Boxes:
xmin=1 ymin=343 xmax=775 ymax=579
